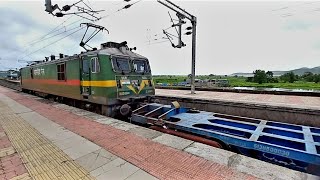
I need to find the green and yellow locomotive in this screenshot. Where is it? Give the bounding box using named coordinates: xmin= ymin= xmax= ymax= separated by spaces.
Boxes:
xmin=20 ymin=41 xmax=155 ymax=116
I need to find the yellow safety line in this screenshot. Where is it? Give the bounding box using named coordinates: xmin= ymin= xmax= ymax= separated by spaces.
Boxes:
xmin=0 ymin=101 xmax=94 ymax=180
xmin=81 ymin=80 xmax=116 ymax=87
xmin=81 ymin=80 xmax=150 ymax=94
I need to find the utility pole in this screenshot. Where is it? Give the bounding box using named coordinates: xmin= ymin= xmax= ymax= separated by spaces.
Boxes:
xmin=190 ymin=16 xmax=196 ymax=94
xmin=158 ymin=0 xmax=197 ymax=94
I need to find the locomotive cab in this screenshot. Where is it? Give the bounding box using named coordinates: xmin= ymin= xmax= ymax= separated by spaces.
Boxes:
xmin=80 ymin=41 xmax=155 ymax=117
xmin=112 ymin=56 xmax=154 ymax=100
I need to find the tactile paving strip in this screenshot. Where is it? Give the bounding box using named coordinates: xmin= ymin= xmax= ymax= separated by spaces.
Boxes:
xmin=0 ymin=101 xmax=94 ymax=180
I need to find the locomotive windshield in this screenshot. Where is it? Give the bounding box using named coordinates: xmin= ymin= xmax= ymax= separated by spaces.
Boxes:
xmin=133 ymin=59 xmax=150 ymax=73
xmin=112 ymin=57 xmax=131 ymax=73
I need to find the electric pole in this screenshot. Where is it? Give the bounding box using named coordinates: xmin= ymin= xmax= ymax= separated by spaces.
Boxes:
xmin=158 ymin=0 xmax=197 ymax=94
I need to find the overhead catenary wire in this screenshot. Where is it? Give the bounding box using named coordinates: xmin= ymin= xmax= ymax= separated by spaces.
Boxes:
xmin=27 ymin=15 xmax=75 ymax=45
xmin=271 ymin=1 xmax=320 ymax=18
xmin=16 ymin=0 xmax=142 ymax=62
xmin=147 ymin=39 xmax=170 ymax=45
xmin=96 ymin=0 xmax=143 ymax=21
xmin=14 ymin=20 xmax=86 ymax=62
xmin=19 ymin=18 xmax=84 ymax=54
xmin=116 ymin=0 xmax=142 ymax=12
xmin=21 ymin=26 xmax=85 ymax=61
xmin=147 ymin=26 xmax=174 ymax=40
xmin=2 ymin=16 xmax=78 ymax=60
xmin=75 ymin=13 xmax=95 ymax=21
xmin=168 ymin=11 xmax=179 ymax=35
xmin=82 ymin=0 xmax=93 ymax=11
xmin=29 ymin=25 xmax=84 ymax=46
xmin=271 ymin=1 xmax=317 ymax=12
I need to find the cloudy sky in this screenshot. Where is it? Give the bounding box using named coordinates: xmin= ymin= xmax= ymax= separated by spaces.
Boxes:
xmin=0 ymin=0 xmax=320 ymax=75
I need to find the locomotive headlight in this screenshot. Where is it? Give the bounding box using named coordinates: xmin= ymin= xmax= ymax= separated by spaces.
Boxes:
xmin=121 ymin=79 xmax=131 ymax=85
xmin=117 ymin=80 xmax=122 ymax=88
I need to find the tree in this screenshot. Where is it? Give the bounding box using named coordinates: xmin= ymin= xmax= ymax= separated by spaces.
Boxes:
xmin=314 ymin=74 xmax=320 ymax=83
xmin=280 ymin=71 xmax=296 ymax=83
xmin=266 ymin=71 xmax=274 ymax=83
xmin=302 ymin=72 xmax=314 ymax=82
xmin=266 ymin=71 xmax=273 ymax=78
xmin=253 ymin=70 xmax=267 ymax=84
xmin=246 ymin=77 xmax=253 ymax=82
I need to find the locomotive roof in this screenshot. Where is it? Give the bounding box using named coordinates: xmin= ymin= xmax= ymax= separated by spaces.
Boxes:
xmin=24 ymin=47 xmax=147 ymax=68
xmin=90 ymin=47 xmax=147 ymax=59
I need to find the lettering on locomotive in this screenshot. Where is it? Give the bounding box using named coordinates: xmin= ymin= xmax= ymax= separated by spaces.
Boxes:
xmin=33 ymin=68 xmax=45 ymax=76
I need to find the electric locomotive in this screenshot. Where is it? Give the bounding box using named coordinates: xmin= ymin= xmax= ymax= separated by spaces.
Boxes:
xmin=20 ymin=41 xmax=155 ymax=117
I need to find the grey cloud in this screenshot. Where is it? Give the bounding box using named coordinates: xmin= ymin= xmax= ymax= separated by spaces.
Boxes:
xmin=283 ymin=20 xmax=320 ymax=31
xmin=0 ymin=7 xmax=50 ymax=69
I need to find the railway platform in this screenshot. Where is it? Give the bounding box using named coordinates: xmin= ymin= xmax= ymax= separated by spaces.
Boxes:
xmin=155 ymin=89 xmax=320 ymax=127
xmin=155 ymin=89 xmax=320 ymax=110
xmin=0 ymin=86 xmax=318 ymax=180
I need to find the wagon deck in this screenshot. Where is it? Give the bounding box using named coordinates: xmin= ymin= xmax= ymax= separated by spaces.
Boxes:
xmin=131 ymin=103 xmax=320 ymax=175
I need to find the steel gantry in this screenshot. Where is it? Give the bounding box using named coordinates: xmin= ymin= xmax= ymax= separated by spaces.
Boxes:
xmin=157 ymin=0 xmax=197 ymax=94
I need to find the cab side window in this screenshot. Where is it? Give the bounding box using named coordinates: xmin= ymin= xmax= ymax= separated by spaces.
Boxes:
xmin=57 ymin=63 xmax=66 ymax=81
xmin=91 ymin=57 xmax=100 ymax=73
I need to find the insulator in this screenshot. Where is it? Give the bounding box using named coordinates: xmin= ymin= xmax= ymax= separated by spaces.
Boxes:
xmin=124 ymin=4 xmax=131 ymax=9
xmin=62 ymin=5 xmax=71 ymax=11
xmin=79 ymin=41 xmax=85 ymax=47
xmin=186 ymin=26 xmax=192 ymax=30
xmin=55 ymin=12 xmax=64 ymax=17
xmin=185 ymin=31 xmax=192 ymax=35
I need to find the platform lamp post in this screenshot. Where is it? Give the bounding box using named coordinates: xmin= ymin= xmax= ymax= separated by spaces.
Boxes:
xmin=158 ymin=0 xmax=197 ymax=94
xmin=190 ymin=16 xmax=197 ymax=94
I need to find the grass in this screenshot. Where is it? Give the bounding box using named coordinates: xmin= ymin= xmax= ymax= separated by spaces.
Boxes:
xmin=153 ymin=75 xmax=320 ymax=90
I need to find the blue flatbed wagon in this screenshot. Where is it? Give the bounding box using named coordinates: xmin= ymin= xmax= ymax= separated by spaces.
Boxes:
xmin=131 ymin=103 xmax=320 ymax=175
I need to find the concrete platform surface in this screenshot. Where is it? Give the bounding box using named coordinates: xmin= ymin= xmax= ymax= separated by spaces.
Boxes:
xmin=156 ymin=89 xmax=320 ymax=110
xmin=0 ymin=85 xmax=318 ymax=180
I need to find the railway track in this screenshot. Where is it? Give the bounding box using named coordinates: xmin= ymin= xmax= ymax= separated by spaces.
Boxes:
xmin=1 ymin=79 xmax=319 ymax=176
xmin=0 ymin=79 xmax=21 ymax=91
